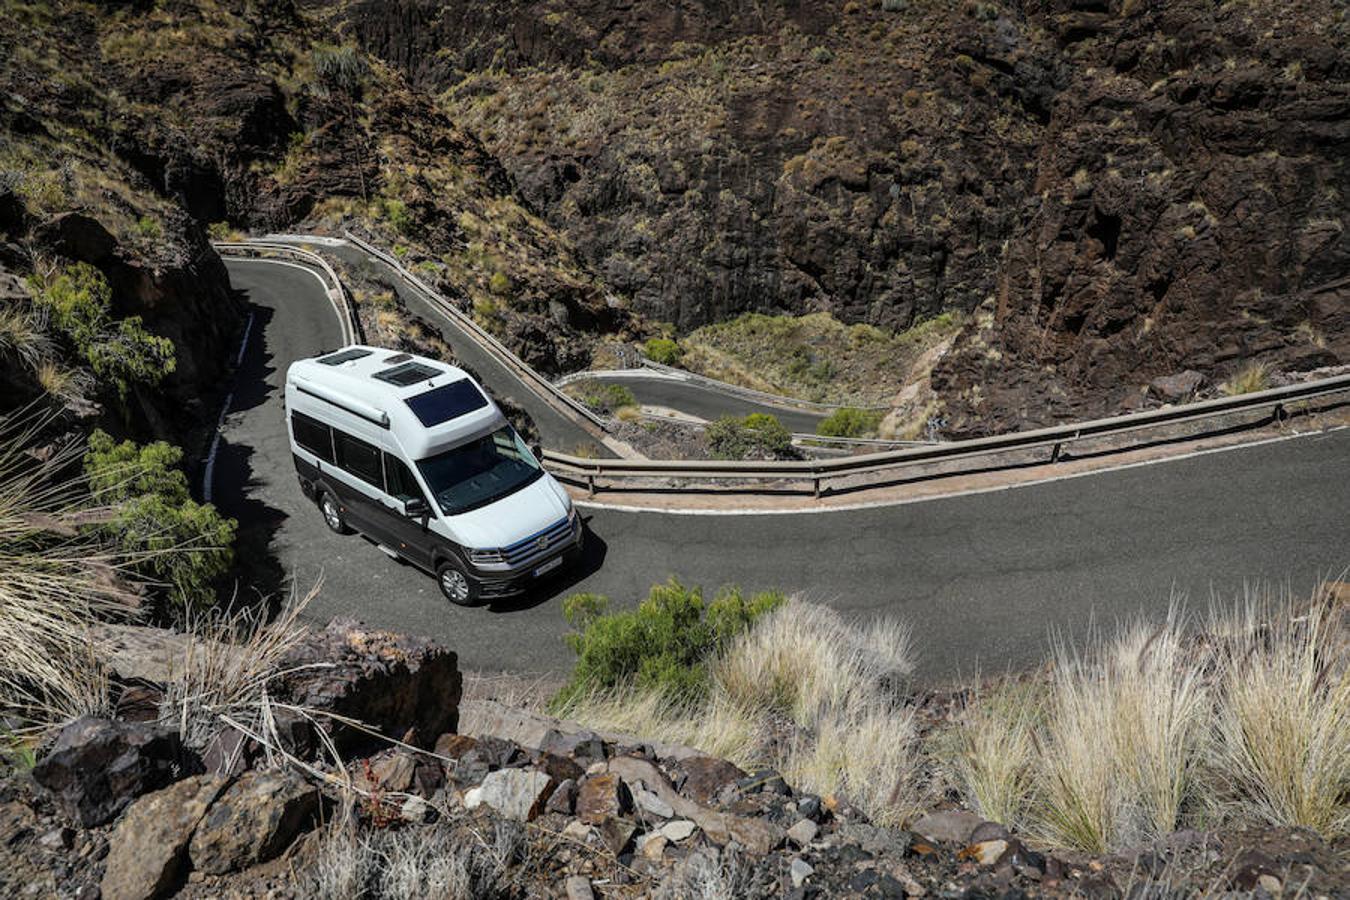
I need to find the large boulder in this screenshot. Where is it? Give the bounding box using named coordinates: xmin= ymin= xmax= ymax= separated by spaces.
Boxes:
xmin=100 ymin=775 xmax=230 ymax=900
xmin=32 ymin=717 xmax=192 ymax=827
xmin=188 ymin=769 xmax=321 ymax=875
xmin=273 ymin=618 xmax=461 ymax=753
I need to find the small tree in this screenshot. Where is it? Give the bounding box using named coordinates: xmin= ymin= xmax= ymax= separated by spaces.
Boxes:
xmin=85 ymin=430 xmax=235 ymax=610
xmin=706 ymin=413 xmax=793 ymax=460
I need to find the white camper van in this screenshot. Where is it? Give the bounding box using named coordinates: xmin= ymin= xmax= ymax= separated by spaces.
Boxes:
xmin=284 ymin=345 xmax=582 ymax=605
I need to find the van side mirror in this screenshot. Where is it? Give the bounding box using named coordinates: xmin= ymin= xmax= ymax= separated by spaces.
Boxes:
xmin=531 ymin=443 xmax=544 ymax=462
xmin=404 ymin=497 xmax=430 ymax=519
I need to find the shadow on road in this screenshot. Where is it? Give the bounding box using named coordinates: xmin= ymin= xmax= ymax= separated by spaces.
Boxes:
xmin=209 ymin=298 xmax=287 ymax=609
xmin=486 ymin=521 xmax=609 ymax=614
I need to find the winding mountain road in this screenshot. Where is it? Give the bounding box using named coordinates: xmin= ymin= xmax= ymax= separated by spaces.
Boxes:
xmin=216 ymin=256 xmax=1350 ymax=682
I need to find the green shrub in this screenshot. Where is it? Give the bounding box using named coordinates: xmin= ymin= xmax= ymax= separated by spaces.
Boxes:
xmin=578 ymin=382 xmax=637 ymax=415
xmin=706 ymin=413 xmax=793 ymax=459
xmin=31 ymin=263 xmax=175 ymax=400
xmin=817 ymin=407 xmax=883 ymax=438
xmin=554 ymin=578 xmax=786 ymax=707
xmin=811 ymin=46 xmax=834 ymax=64
xmin=488 ymin=270 xmax=511 ymax=296
xmin=312 ymin=43 xmax=368 ymax=95
xmin=642 ymin=337 xmax=683 ymax=366
xmin=381 ymin=198 xmax=413 ymax=235
xmin=134 ymin=216 xmax=162 ymax=239
xmin=85 ymin=430 xmax=236 ymax=609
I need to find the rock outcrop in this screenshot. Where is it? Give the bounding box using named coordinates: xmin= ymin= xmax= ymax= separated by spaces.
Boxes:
xmin=31 ymin=718 xmax=192 ymax=828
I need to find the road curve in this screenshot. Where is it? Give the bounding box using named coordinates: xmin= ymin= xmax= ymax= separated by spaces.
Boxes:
xmin=575 ymin=369 xmax=830 ymax=434
xmin=216 ymin=256 xmax=1350 ymax=682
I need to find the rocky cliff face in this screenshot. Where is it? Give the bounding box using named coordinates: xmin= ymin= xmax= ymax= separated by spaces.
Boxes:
xmin=353 ymin=0 xmax=1349 ymax=431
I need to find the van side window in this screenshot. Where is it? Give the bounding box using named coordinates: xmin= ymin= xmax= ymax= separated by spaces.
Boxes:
xmin=292 ymin=412 xmax=334 ymax=463
xmin=333 ymin=430 xmax=383 ymax=486
xmin=383 ymin=453 xmax=427 ymax=504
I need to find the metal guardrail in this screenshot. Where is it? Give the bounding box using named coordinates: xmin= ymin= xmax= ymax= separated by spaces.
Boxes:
xmin=544 ymin=374 xmax=1350 ymax=497
xmin=339 ymin=231 xmax=614 ymax=442
xmin=213 ymin=241 xmax=363 ymax=345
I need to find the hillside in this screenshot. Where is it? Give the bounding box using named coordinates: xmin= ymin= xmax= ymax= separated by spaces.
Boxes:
xmin=353 ymin=0 xmax=1350 ymax=433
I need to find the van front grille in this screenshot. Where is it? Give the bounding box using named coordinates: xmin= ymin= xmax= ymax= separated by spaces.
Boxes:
xmin=501 ymin=516 xmax=573 ymax=568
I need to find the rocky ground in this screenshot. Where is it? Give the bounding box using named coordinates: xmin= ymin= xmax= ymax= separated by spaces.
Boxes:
xmin=2 ymin=619 xmax=1345 ymax=899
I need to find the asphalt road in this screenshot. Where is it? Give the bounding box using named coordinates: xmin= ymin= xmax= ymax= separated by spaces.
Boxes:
xmin=578 ymin=371 xmax=829 ymax=433
xmin=218 ymin=257 xmax=1350 ymax=682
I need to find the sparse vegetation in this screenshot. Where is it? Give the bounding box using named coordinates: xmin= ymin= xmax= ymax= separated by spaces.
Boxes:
xmin=1222 ymin=361 xmax=1272 ymax=395
xmin=570 ymin=380 xmax=638 ymax=417
xmin=678 ymin=311 xmax=964 ymax=405
xmin=705 ymin=412 xmax=792 ymax=459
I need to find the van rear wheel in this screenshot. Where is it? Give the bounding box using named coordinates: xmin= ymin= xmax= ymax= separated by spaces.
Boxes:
xmin=437 ymin=560 xmax=479 ymax=606
xmin=319 ymin=492 xmax=351 ymax=535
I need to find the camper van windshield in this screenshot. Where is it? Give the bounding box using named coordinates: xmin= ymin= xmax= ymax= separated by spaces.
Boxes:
xmin=416 ymin=426 xmax=543 ymax=516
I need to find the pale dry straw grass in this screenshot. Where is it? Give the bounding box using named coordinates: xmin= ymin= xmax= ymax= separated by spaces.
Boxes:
xmin=0 ymin=408 xmax=136 ymax=729
xmin=1030 ymin=610 xmax=1208 ymax=852
xmin=949 ymin=680 xmax=1039 ymax=828
xmin=1207 ymin=588 xmax=1350 ymax=836
xmin=564 ymin=600 xmax=924 ymax=825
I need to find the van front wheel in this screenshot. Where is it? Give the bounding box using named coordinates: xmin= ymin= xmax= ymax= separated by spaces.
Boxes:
xmin=436 ymin=560 xmax=478 ymax=606
xmin=319 ymin=492 xmax=351 ymax=535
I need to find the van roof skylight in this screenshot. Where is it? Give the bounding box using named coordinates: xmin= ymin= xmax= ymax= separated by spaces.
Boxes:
xmin=404 ymin=380 xmax=489 ymax=427
xmin=318 ymin=348 xmax=373 ymax=366
xmin=373 ymin=361 xmax=442 ymax=387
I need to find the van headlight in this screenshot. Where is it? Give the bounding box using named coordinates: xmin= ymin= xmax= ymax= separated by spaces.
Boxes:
xmin=567 ymin=505 xmax=580 ymax=531
xmin=467 ymin=548 xmax=504 ymax=567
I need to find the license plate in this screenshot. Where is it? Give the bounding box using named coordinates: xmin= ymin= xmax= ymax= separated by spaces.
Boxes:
xmin=534 ymin=556 xmax=563 ymax=578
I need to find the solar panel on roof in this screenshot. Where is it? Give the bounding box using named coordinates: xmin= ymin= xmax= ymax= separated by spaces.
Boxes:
xmin=382 ymin=353 xmax=412 ymax=364
xmin=373 ymin=362 xmax=441 ymax=387
xmin=405 ymin=380 xmax=489 ymax=427
xmin=318 ymin=348 xmax=372 ymax=366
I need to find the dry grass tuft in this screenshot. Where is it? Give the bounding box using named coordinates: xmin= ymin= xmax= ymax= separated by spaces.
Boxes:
xmin=306 ymin=801 xmax=524 ymax=900
xmin=564 ymin=600 xmax=925 ymax=825
xmin=161 ymin=581 xmax=318 ymax=747
xmin=0 ymin=407 xmax=137 ymax=729
xmin=1207 ymin=589 xmax=1350 ymax=836
xmin=949 ymin=680 xmax=1039 ymax=828
xmin=1221 ymin=361 xmax=1271 ymax=395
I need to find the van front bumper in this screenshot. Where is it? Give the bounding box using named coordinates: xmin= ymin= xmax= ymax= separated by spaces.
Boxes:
xmin=472 ymin=535 xmax=583 ymax=599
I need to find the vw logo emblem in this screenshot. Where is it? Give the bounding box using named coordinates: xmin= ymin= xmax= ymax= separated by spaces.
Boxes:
xmin=536 ymin=535 xmax=549 ymax=551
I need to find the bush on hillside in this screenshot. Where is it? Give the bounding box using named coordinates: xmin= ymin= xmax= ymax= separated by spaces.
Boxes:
xmin=553 ymin=578 xmax=785 ymax=708
xmin=642 ymin=337 xmax=683 ymax=366
xmin=31 ymin=263 xmax=175 ymax=401
xmin=816 ymin=406 xmax=883 ymax=438
xmin=85 ymin=430 xmax=235 ymax=609
xmin=705 ymin=412 xmax=792 ymax=459
xmin=577 ymin=381 xmax=637 ymax=416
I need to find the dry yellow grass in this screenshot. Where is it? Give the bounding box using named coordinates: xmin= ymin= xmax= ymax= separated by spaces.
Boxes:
xmin=563 ymin=600 xmax=925 ymax=825
xmin=1221 ymin=361 xmax=1271 ymax=395
xmin=1207 ymin=590 xmax=1350 ymax=836
xmin=949 ymin=681 xmax=1039 ymax=828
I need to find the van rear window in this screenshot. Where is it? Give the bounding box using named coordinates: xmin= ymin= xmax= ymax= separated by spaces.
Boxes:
xmin=405 ymin=380 xmax=489 ymax=427
xmin=291 ymin=412 xmax=334 ymax=462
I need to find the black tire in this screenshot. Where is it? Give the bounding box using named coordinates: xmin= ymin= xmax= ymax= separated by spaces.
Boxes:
xmin=318 ymin=491 xmax=351 ymax=535
xmin=436 ymin=559 xmax=479 ymax=606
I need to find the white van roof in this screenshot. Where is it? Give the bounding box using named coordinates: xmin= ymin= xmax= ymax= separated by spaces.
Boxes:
xmin=286 ymin=345 xmax=506 ymax=458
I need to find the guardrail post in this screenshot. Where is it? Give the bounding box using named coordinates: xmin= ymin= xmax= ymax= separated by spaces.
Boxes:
xmin=812 ymin=476 xmax=821 ymax=498
xmin=1272 ymin=402 xmax=1286 ymax=426
xmin=586 ymin=474 xmax=596 ymax=498
xmin=1051 ymin=442 xmax=1063 ymax=463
